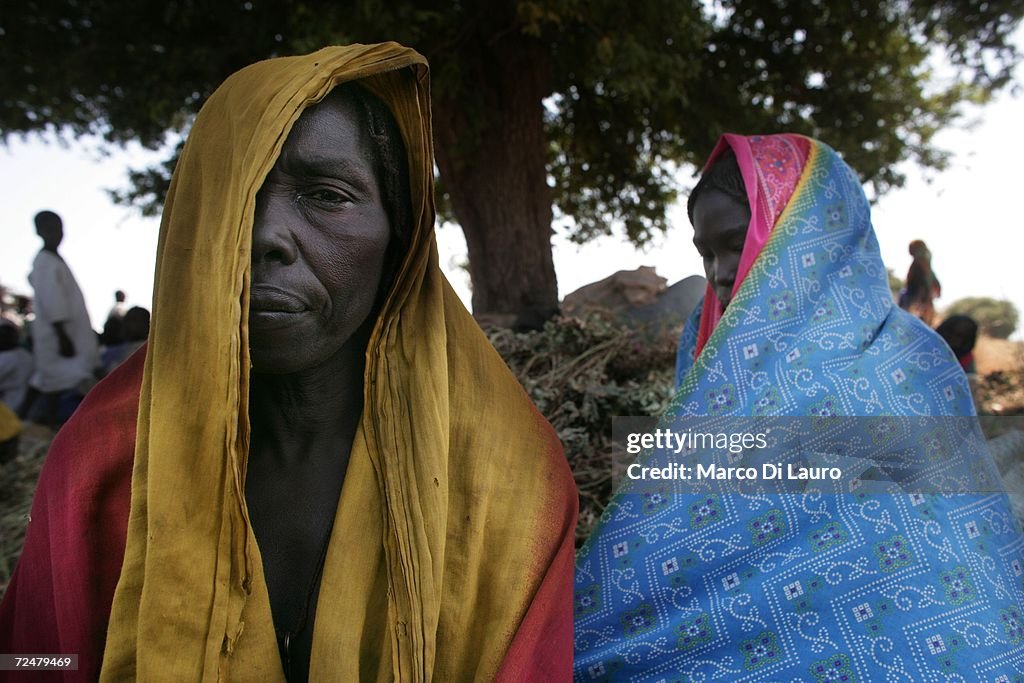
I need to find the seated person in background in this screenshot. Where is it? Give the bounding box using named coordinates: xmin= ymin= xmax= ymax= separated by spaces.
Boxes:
xmin=1 ymin=43 xmax=577 ymax=682
xmin=0 ymin=320 xmax=33 ymax=413
xmin=0 ymin=321 xmax=31 ymax=463
xmin=98 ymin=315 xmax=122 ymax=349
xmin=936 ymin=313 xmax=979 ymax=374
xmin=574 ymin=134 xmax=1022 ymax=680
xmin=99 ymin=306 xmax=150 ymax=377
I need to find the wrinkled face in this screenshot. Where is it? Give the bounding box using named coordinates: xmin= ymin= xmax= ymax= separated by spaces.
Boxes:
xmin=691 ymin=188 xmax=751 ymax=309
xmin=249 ymin=91 xmax=392 ymax=374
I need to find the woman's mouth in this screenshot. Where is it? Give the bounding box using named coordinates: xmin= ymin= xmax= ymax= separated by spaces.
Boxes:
xmin=249 ymin=286 xmax=310 ymax=314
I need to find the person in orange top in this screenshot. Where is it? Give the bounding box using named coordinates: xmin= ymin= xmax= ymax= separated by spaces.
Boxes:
xmin=900 ymin=238 xmax=941 ymax=325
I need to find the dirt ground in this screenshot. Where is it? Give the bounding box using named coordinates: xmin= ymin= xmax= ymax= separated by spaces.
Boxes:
xmin=974 ymin=335 xmax=1024 ymax=375
xmin=973 ymin=335 xmax=1024 ymax=415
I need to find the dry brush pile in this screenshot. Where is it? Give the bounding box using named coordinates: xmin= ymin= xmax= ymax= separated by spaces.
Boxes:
xmin=485 ymin=315 xmax=678 ymax=546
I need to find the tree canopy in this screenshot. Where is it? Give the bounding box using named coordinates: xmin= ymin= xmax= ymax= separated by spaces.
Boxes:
xmin=2 ymin=1 xmax=1021 ymax=320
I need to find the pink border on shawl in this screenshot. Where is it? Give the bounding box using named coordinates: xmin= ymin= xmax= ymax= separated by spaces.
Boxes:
xmin=693 ymin=134 xmax=811 ymax=357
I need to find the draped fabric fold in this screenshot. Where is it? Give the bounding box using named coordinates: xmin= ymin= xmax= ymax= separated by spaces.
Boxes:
xmin=575 ymin=135 xmax=1024 ymax=680
xmin=1 ymin=43 xmax=577 ymax=682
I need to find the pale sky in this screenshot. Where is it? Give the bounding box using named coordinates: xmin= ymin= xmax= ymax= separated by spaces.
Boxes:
xmin=2 ymin=51 xmax=1022 ymax=339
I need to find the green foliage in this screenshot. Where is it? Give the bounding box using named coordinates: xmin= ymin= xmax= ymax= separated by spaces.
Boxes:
xmin=108 ymin=139 xmax=184 ymax=217
xmin=487 ymin=314 xmax=677 ymax=544
xmin=945 ymin=297 xmax=1020 ymax=339
xmin=545 ymin=0 xmax=1021 ymax=244
xmin=1 ymin=1 xmax=1020 ymax=243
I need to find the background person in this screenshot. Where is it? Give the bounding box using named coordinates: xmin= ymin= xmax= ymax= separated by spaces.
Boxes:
xmin=900 ymin=238 xmax=941 ymax=325
xmin=0 ymin=321 xmax=31 ymax=464
xmin=99 ymin=306 xmax=149 ymax=377
xmin=936 ymin=313 xmax=979 ymax=373
xmin=19 ymin=210 xmax=98 ymax=428
xmin=100 ymin=290 xmax=127 ymax=348
xmin=0 ymin=320 xmax=32 ymax=413
xmin=107 ymin=289 xmax=127 ymax=323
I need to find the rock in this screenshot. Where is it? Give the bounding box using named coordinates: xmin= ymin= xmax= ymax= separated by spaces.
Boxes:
xmin=562 ymin=268 xmax=706 ymax=335
xmin=562 ymin=266 xmax=668 ymax=314
xmin=629 ymin=275 xmax=707 ymax=331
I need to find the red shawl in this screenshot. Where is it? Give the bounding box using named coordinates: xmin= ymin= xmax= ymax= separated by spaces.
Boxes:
xmin=0 ymin=344 xmax=575 ymax=680
xmin=0 ymin=349 xmax=143 ymax=681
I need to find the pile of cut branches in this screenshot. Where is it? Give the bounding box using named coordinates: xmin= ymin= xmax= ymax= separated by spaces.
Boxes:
xmin=487 ymin=315 xmax=677 ymax=545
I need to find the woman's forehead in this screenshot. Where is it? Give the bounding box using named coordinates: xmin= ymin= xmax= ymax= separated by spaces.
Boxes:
xmin=693 ymin=188 xmax=750 ymax=234
xmin=280 ymin=93 xmax=376 ymax=170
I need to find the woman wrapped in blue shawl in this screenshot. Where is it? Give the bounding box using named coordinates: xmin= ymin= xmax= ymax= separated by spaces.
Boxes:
xmin=574 ymin=134 xmax=1024 ymax=681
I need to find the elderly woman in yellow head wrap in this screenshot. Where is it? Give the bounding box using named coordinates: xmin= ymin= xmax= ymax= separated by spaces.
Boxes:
xmin=0 ymin=44 xmax=578 ymax=682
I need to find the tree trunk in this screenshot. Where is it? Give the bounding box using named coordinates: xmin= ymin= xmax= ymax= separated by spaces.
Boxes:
xmin=431 ymin=33 xmax=558 ymax=327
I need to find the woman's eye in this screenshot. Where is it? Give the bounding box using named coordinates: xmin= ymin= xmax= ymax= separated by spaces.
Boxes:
xmin=300 ymin=188 xmax=350 ymax=205
xmin=313 ymin=189 xmax=343 ymax=202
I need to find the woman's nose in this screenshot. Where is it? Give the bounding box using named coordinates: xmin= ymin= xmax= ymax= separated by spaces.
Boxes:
xmin=252 ymin=190 xmax=299 ymax=265
xmin=715 ymin=255 xmax=738 ymax=288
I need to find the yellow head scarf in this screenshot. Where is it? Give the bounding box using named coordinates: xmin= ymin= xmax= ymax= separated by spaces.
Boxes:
xmin=102 ymin=43 xmax=577 ymax=681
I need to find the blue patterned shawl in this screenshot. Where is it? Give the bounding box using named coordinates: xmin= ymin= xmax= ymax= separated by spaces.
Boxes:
xmin=574 ymin=137 xmax=1024 ymax=681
